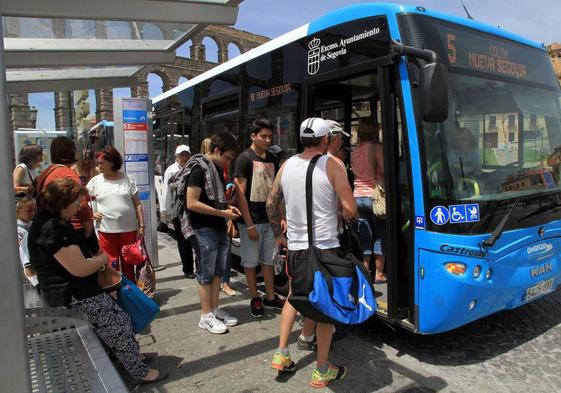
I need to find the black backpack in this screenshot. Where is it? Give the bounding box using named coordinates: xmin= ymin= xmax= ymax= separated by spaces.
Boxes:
xmin=168 ymin=164 xmax=190 ymax=222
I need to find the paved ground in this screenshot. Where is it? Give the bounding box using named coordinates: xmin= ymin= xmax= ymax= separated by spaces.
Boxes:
xmin=129 ymin=231 xmax=561 ymax=393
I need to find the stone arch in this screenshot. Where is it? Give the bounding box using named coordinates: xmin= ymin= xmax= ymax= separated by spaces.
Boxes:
xmin=227 ymin=41 xmax=243 ymax=59
xmin=147 ymin=73 xmax=164 ymax=99
xmin=201 ymin=35 xmax=220 ymax=63
xmin=175 ymin=39 xmax=192 ymax=58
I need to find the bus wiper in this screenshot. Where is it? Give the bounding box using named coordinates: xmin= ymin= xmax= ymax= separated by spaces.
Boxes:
xmin=519 ymin=201 xmax=561 ymax=222
xmin=481 ymin=197 xmax=521 ymax=248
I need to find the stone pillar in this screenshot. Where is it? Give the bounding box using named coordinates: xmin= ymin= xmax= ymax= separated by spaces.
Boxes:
xmin=162 ymin=75 xmax=174 ymax=93
xmin=95 ymin=89 xmax=113 ymax=122
xmin=131 ymin=81 xmax=149 ymax=99
xmin=8 ymin=94 xmax=33 ymax=131
xmin=54 ymin=91 xmax=76 ymax=136
xmin=218 ymin=49 xmax=228 ymax=64
xmin=190 ymin=43 xmax=206 ymax=61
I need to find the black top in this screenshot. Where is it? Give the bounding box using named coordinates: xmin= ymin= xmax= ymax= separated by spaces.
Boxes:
xmin=187 ymin=164 xmax=227 ymax=231
xmin=28 ymin=212 xmax=102 ymax=301
xmin=234 ymin=148 xmax=279 ymax=224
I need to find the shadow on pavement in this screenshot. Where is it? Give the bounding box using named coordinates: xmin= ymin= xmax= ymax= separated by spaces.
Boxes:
xmin=351 ymin=287 xmax=561 ymax=367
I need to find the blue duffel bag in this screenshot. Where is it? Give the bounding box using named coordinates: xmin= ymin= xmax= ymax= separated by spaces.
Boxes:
xmin=117 ymin=275 xmax=160 ymax=332
xmin=287 ymin=155 xmax=376 ymax=325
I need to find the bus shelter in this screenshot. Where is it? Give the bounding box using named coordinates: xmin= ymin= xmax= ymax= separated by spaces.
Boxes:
xmin=0 ymin=1 xmax=241 ymax=391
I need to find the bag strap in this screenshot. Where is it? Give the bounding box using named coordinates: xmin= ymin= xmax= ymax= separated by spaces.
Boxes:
xmin=305 ymin=154 xmax=322 ymax=247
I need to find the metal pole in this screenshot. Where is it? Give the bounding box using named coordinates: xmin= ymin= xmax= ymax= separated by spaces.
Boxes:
xmin=0 ymin=12 xmax=32 ymax=393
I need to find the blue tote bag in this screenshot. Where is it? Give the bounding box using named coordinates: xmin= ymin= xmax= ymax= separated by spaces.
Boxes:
xmin=117 ymin=275 xmax=160 ymax=332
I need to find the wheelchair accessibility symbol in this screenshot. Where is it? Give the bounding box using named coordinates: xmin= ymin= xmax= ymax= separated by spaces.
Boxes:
xmin=430 ymin=206 xmax=449 ymax=225
xmin=449 ymin=205 xmax=467 ymax=224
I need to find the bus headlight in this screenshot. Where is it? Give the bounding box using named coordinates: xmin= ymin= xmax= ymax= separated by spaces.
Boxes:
xmin=445 ymin=262 xmax=466 ymax=275
xmin=473 ymin=265 xmax=481 ymax=278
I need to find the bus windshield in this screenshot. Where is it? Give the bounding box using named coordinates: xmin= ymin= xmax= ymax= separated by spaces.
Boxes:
xmin=399 ymin=14 xmax=561 ymax=202
xmin=425 ymin=72 xmax=561 ymax=202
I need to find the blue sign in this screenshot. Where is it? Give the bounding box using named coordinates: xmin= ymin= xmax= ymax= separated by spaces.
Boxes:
xmin=465 ymin=204 xmax=480 ymax=222
xmin=123 ymin=110 xmax=147 ymax=123
xmin=414 ymin=215 xmax=425 ymax=229
xmin=430 ymin=206 xmax=449 ymax=225
xmin=125 ymin=154 xmax=148 ymax=162
xmin=449 ymin=204 xmax=467 ymax=224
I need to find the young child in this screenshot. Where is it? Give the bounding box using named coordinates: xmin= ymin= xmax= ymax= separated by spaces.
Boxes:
xmin=16 ymin=196 xmax=38 ymax=287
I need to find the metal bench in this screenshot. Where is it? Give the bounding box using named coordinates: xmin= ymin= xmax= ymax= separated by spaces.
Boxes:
xmin=23 ymin=286 xmax=128 ymax=393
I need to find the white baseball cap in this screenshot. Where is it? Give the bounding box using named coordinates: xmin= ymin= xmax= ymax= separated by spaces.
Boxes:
xmin=175 ymin=145 xmax=190 ymax=155
xmin=325 ymin=119 xmax=351 ymax=137
xmin=300 ymin=117 xmax=330 ymax=138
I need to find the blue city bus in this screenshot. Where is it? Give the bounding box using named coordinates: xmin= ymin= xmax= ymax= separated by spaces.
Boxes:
xmin=153 ymin=3 xmax=561 ymax=333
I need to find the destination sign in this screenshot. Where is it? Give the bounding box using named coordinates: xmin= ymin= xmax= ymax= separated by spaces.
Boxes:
xmin=399 ymin=15 xmax=558 ymax=87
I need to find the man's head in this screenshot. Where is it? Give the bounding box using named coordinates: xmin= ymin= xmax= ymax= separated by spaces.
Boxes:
xmin=325 ymin=119 xmax=350 ymax=153
xmin=249 ymin=118 xmax=274 ymax=152
xmin=175 ymin=144 xmax=191 ymax=166
xmin=207 ymin=132 xmax=238 ymax=169
xmin=300 ymin=117 xmax=330 ymax=152
xmin=50 ymin=136 xmax=77 ymax=165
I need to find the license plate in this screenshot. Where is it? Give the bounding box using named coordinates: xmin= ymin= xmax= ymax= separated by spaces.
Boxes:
xmin=525 ymin=278 xmax=555 ymax=301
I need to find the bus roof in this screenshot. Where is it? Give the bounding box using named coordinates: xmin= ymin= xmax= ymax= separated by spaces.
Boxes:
xmin=153 ymin=2 xmax=545 ymax=104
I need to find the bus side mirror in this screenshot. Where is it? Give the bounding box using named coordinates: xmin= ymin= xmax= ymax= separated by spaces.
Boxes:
xmin=421 ymin=63 xmax=449 ymax=123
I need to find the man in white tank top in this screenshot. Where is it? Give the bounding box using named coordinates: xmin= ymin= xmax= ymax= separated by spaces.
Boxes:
xmin=266 ymin=117 xmax=357 ymax=387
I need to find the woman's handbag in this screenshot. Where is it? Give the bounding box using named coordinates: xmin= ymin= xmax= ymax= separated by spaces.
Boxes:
xmin=288 ymin=155 xmax=376 ymax=325
xmin=116 ymin=275 xmax=160 ymax=333
xmin=122 ymin=239 xmax=148 ymax=266
xmin=135 ymin=239 xmax=156 ymax=298
xmin=372 ymin=183 xmax=386 ymax=218
xmin=97 ymin=264 xmax=122 ymax=292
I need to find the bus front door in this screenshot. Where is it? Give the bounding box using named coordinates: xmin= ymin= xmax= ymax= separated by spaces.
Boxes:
xmin=304 ymin=67 xmax=415 ymax=329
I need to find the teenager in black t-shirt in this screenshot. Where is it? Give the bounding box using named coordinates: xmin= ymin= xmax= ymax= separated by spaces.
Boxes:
xmin=186 ymin=133 xmax=241 ymax=334
xmin=234 ymin=119 xmax=285 ymax=318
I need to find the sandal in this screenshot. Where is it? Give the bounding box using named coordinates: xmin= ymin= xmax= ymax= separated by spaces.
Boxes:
xmin=140 ymin=353 xmax=154 ymax=363
xmin=137 ymin=368 xmax=169 ymax=385
xmin=221 ymin=284 xmax=237 ymax=296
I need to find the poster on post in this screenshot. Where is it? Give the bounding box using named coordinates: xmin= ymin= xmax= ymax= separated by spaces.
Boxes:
xmin=114 ymin=98 xmax=159 ymax=267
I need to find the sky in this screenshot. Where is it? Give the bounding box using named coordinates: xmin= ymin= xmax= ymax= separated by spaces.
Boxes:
xmin=28 ymin=0 xmax=561 ymax=130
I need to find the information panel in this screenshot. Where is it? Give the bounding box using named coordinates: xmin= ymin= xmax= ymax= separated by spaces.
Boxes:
xmin=113 ymin=98 xmax=158 ymax=266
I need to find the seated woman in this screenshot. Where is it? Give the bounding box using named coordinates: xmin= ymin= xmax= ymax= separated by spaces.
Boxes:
xmin=28 ymin=178 xmax=167 ymax=385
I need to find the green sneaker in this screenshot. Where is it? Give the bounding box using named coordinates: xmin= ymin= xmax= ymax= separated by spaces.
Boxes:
xmin=310 ymin=364 xmax=346 ymax=388
xmin=270 ymin=351 xmax=296 ymax=372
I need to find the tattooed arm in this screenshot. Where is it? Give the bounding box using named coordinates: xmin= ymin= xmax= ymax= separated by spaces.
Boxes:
xmin=266 ymin=162 xmax=287 ymax=246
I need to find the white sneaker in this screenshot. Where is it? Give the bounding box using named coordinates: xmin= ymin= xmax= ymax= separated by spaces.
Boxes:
xmin=198 ymin=313 xmax=228 ymax=334
xmin=214 ymin=308 xmax=238 ymax=327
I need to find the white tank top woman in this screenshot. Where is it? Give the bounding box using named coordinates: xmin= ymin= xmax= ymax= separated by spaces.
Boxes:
xmin=281 ymin=154 xmax=339 ymax=251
